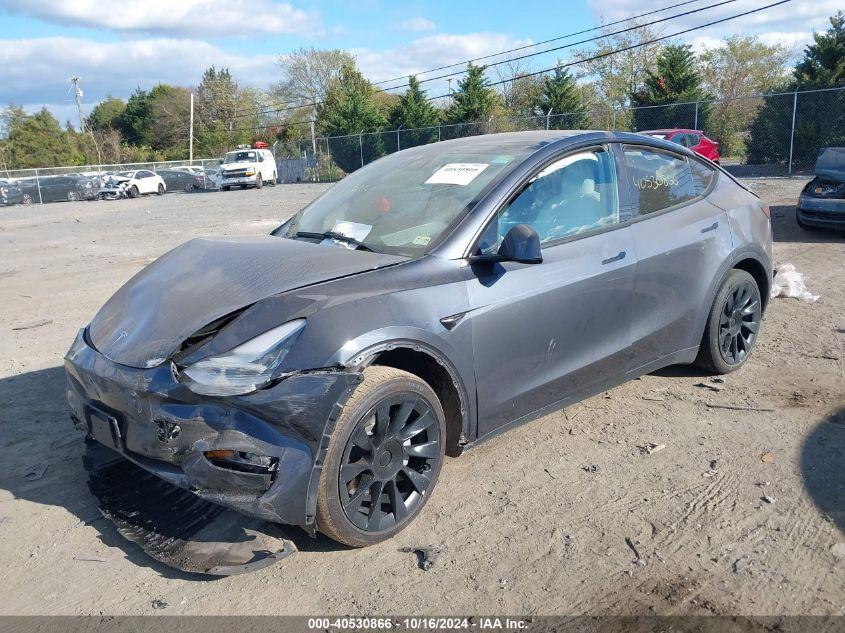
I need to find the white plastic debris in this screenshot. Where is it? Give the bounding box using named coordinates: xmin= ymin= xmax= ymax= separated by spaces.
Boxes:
xmin=770 ymin=263 xmax=819 ymax=302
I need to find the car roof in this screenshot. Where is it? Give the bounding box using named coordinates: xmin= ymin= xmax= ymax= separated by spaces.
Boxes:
xmin=640 ymin=128 xmax=703 ymax=135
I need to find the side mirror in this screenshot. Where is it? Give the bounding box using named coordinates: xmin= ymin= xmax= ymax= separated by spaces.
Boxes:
xmin=497 ymin=224 xmax=542 ymax=264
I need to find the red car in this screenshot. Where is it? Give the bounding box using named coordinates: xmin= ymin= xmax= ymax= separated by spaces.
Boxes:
xmin=641 ymin=129 xmax=720 ymax=163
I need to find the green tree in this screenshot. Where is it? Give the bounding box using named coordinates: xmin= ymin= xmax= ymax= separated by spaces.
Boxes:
xmin=86 ymin=96 xmax=126 ymax=132
xmin=537 ymin=66 xmax=588 ymax=129
xmin=118 ymin=88 xmax=155 ymax=145
xmin=444 ymin=63 xmax=498 ymax=131
xmin=388 ymin=76 xmax=440 ymax=148
xmin=631 ymin=44 xmax=709 ymax=131
xmin=193 ymin=67 xmax=262 ymax=157
xmin=747 ymin=12 xmax=845 ymax=168
xmin=5 ymin=108 xmax=72 ymax=168
xmin=317 ymin=62 xmax=386 ymax=172
xmin=699 ymin=35 xmax=790 ymax=156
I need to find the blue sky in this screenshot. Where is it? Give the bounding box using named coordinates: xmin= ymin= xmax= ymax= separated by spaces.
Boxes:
xmin=0 ymin=0 xmax=839 ymax=126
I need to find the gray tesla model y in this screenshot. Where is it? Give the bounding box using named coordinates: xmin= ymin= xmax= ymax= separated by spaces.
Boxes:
xmin=66 ymin=131 xmax=772 ymax=548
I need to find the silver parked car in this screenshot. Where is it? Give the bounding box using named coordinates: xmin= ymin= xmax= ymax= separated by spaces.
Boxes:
xmin=66 ymin=131 xmax=772 ymax=559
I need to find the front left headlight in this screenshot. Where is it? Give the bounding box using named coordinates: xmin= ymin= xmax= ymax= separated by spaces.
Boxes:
xmin=179 ymin=319 xmax=305 ymax=396
xmin=244 ymin=167 xmax=256 ymax=176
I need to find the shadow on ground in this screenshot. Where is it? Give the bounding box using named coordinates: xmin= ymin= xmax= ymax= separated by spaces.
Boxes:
xmin=0 ymin=366 xmax=346 ymax=581
xmin=770 ymin=204 xmax=845 ymax=244
xmin=800 ymin=407 xmax=845 ymax=535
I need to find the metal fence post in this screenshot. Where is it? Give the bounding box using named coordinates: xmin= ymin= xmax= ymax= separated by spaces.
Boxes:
xmin=396 ymin=124 xmax=403 ymax=151
xmin=437 ymin=124 xmax=441 ymax=142
xmin=611 ymin=109 xmax=616 ymax=131
xmin=359 ymin=131 xmax=364 ymax=169
xmin=546 ymin=108 xmax=552 ymax=130
xmin=35 ymin=168 xmax=43 ymax=204
xmin=788 ymin=89 xmax=798 ymax=176
xmin=694 ymin=99 xmax=699 ymax=130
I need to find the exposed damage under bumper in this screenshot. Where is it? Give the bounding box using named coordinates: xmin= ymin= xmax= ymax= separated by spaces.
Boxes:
xmin=65 ymin=328 xmax=362 ymax=571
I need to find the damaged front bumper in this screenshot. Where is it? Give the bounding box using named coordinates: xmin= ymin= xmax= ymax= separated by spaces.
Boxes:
xmin=797 ymin=194 xmax=845 ymax=230
xmin=64 ymin=328 xmax=361 ymax=532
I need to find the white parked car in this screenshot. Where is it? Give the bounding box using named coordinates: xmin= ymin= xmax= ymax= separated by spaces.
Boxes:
xmin=219 ymin=148 xmax=277 ymax=190
xmin=116 ymin=170 xmax=167 ymax=198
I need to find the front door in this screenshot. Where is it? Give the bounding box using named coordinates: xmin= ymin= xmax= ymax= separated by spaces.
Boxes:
xmin=465 ymin=146 xmax=637 ymax=437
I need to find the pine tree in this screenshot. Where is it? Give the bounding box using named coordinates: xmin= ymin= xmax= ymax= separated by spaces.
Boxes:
xmin=747 ymin=12 xmax=845 ymax=168
xmin=388 ymin=76 xmax=441 ymax=148
xmin=317 ymin=62 xmax=386 ymax=172
xmin=445 ymin=63 xmax=498 ymax=130
xmin=631 ymin=44 xmax=709 ymax=131
xmin=537 ymin=66 xmax=588 ymax=129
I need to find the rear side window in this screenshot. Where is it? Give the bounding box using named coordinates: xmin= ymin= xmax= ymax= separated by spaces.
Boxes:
xmin=688 ymin=158 xmax=716 ymax=195
xmin=623 ymin=146 xmax=696 ymax=215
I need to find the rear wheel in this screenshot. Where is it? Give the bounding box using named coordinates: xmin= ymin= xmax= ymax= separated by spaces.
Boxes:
xmin=21 ymin=193 xmax=32 ymax=205
xmin=222 ymin=185 xmax=230 ymax=191
xmin=316 ymin=366 xmax=446 ymax=547
xmin=695 ymin=269 xmax=762 ymax=374
xmin=67 ymin=190 xmax=81 ymax=202
xmin=270 ymin=172 xmax=278 ymax=186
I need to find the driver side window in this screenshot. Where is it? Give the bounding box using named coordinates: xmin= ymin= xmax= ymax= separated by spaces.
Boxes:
xmin=479 ymin=147 xmax=620 ymax=254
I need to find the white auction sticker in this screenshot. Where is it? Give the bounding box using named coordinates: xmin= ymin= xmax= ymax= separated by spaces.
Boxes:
xmin=425 ymin=163 xmax=489 ymax=185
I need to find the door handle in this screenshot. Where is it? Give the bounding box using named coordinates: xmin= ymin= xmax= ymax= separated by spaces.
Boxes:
xmin=701 ymin=221 xmax=719 ymax=234
xmin=601 ymin=251 xmax=626 ymax=265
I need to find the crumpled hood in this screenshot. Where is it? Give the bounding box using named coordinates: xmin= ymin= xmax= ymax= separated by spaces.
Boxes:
xmin=815 ymin=147 xmax=845 ymax=182
xmin=88 ymin=235 xmax=404 ymax=368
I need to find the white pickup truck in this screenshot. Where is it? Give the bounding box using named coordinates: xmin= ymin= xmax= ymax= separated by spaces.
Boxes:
xmin=219 ymin=147 xmax=278 ymax=190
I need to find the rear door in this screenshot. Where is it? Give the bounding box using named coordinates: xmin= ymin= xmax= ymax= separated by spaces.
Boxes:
xmin=466 ymin=145 xmax=638 ymax=436
xmin=621 ymin=144 xmax=732 ymax=365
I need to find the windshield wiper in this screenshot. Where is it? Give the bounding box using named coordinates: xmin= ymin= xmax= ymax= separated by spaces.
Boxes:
xmin=294 ymin=231 xmax=378 ymax=253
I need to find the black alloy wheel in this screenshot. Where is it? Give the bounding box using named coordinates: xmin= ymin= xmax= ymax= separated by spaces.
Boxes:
xmin=316 ymin=366 xmax=446 ymax=547
xmin=695 ymin=268 xmax=762 ymax=374
xmin=339 ymin=393 xmax=441 ymax=532
xmin=718 ymin=280 xmax=761 ymax=365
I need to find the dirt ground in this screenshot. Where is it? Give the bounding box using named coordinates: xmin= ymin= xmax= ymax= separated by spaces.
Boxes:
xmin=0 ymin=178 xmax=842 ymax=616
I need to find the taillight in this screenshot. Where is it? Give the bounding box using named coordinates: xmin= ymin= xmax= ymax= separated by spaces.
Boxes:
xmin=760 ymin=203 xmax=771 ymax=218
xmin=0 ymin=187 xmax=7 ymax=196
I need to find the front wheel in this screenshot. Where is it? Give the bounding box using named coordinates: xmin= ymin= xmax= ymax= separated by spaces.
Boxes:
xmin=156 ymin=183 xmax=164 ymax=196
xmin=127 ymin=185 xmax=139 ymax=199
xmin=316 ymin=366 xmax=446 ymax=547
xmin=222 ymin=185 xmax=230 ymax=191
xmin=67 ymin=190 xmax=81 ymax=202
xmin=270 ymin=172 xmax=278 ymax=186
xmin=255 ymin=175 xmax=263 ymax=189
xmin=695 ymin=269 xmax=762 ymax=374
xmin=21 ymin=193 xmax=32 ymax=205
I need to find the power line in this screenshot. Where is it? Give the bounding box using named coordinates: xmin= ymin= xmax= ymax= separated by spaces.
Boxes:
xmin=231 ymin=0 xmax=740 ymax=120
xmin=381 ymin=0 xmax=742 ymax=92
xmin=424 ymin=0 xmax=791 ymax=101
xmin=230 ymin=0 xmax=791 ymax=132
xmin=374 ymin=0 xmax=716 ymax=88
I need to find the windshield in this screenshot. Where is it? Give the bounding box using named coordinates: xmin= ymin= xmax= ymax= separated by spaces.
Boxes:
xmin=224 ymin=151 xmax=258 ymax=164
xmin=282 ymin=137 xmax=542 ymax=256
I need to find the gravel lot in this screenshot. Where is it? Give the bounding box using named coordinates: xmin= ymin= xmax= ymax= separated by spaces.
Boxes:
xmin=0 ymin=178 xmax=842 ymax=616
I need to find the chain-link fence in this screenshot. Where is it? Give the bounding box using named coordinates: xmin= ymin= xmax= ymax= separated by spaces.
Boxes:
xmin=2 ymin=85 xmax=843 ymax=204
xmin=287 ymin=85 xmax=844 ymax=183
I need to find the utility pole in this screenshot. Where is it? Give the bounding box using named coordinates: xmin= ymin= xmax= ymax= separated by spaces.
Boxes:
xmin=70 ymin=76 xmax=85 ymax=131
xmin=189 ymin=92 xmax=194 ymax=162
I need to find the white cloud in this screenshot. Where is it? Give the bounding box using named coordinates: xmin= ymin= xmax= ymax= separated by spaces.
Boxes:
xmin=354 ymin=32 xmax=533 ymax=94
xmin=398 ymin=17 xmax=437 ymax=32
xmin=586 ymin=0 xmax=839 ymax=57
xmin=0 ymin=0 xmax=321 ymax=37
xmin=0 ymin=37 xmax=276 ymax=117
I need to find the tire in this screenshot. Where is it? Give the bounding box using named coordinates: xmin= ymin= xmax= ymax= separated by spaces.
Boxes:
xmin=316 ymin=366 xmax=446 ymax=547
xmin=222 ymin=185 xmax=230 ymax=191
xmin=21 ymin=194 xmax=32 ymax=205
xmin=695 ymin=269 xmax=762 ymax=374
xmin=67 ymin=191 xmax=81 ymax=202
xmin=128 ymin=185 xmax=139 ymax=199
xmin=270 ymin=172 xmax=278 ymax=186
xmin=255 ymin=175 xmax=263 ymax=189
xmin=156 ymin=183 xmax=165 ymax=196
